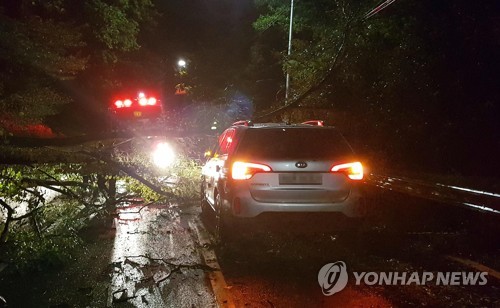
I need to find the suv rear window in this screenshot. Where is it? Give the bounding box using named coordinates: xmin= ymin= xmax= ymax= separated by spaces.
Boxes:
xmin=235 ymin=127 xmax=353 ymax=160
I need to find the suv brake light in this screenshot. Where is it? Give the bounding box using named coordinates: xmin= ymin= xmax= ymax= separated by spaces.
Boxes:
xmin=232 ymin=120 xmax=253 ymax=127
xmin=331 ymin=162 xmax=363 ymax=180
xmin=302 ymin=120 xmax=324 ymax=126
xmin=232 ymin=161 xmax=272 ymax=180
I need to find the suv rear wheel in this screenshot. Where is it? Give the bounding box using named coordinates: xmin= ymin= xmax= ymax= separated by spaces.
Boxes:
xmin=214 ymin=194 xmax=235 ymax=243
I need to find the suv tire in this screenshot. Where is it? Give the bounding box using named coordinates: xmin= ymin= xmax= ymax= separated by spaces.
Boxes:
xmin=214 ymin=194 xmax=235 ymax=243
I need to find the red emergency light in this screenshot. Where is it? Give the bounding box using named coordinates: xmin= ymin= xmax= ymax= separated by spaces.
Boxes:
xmin=113 ymin=93 xmax=158 ymax=108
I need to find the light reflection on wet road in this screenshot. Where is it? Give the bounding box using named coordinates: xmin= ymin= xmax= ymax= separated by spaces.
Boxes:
xmin=108 ymin=202 xmax=216 ymax=307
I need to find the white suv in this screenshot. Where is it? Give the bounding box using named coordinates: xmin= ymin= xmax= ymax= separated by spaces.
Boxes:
xmin=201 ymin=120 xmax=365 ymax=239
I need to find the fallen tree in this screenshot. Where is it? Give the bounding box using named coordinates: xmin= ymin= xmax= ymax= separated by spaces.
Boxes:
xmin=0 ymin=135 xmax=205 ymax=271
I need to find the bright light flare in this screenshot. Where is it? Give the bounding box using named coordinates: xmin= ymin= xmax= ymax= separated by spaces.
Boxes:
xmin=152 ymin=142 xmax=175 ymax=168
xmin=139 ymin=97 xmax=148 ymax=106
xmin=148 ymin=97 xmax=157 ymax=105
xmin=331 ymin=162 xmax=364 ymax=180
xmin=115 ymin=100 xmax=124 ymax=108
xmin=124 ymin=99 xmax=132 ymax=107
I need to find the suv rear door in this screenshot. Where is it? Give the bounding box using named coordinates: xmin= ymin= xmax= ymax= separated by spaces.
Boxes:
xmin=231 ymin=127 xmax=356 ymax=203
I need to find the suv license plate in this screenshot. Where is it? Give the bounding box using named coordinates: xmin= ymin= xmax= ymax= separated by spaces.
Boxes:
xmin=133 ymin=111 xmax=142 ymax=117
xmin=279 ymin=173 xmax=322 ymax=185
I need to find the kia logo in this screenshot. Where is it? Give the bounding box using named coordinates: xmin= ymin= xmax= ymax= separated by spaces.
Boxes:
xmin=295 ymin=161 xmax=307 ymax=168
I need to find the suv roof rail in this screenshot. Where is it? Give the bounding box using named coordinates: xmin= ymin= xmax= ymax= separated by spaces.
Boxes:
xmin=302 ymin=120 xmax=324 ymax=126
xmin=232 ymin=120 xmax=253 ymax=127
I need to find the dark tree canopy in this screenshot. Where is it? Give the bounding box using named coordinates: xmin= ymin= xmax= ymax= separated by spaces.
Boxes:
xmin=250 ymin=0 xmax=500 ymax=176
xmin=0 ymin=0 xmax=157 ymax=134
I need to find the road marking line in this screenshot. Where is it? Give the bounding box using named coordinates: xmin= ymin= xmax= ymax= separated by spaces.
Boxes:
xmin=437 ymin=184 xmax=500 ymax=198
xmin=446 ymin=256 xmax=500 ymax=281
xmin=190 ymin=218 xmax=236 ymax=308
xmin=461 ymin=202 xmax=500 ymax=214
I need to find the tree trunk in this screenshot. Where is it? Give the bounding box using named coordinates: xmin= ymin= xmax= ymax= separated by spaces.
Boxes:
xmin=0 ymin=199 xmax=14 ymax=244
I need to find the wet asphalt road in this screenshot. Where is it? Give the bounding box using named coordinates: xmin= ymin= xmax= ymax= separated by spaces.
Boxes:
xmin=209 ymin=187 xmax=500 ymax=307
xmin=107 ymin=203 xmax=216 ymax=307
xmin=0 ymin=185 xmax=498 ymax=307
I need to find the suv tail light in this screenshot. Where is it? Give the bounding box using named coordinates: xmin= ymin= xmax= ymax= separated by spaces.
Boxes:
xmin=232 ymin=161 xmax=272 ymax=180
xmin=331 ymin=162 xmax=364 ymax=180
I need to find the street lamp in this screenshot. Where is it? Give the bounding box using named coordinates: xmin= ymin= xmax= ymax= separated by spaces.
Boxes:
xmin=177 ymin=59 xmax=186 ymax=68
xmin=285 ymin=0 xmax=294 ymax=104
xmin=175 ymin=58 xmax=188 ymax=96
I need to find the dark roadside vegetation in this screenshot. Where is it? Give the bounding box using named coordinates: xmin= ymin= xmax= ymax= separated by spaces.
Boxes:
xmin=0 ymin=0 xmax=499 ymax=306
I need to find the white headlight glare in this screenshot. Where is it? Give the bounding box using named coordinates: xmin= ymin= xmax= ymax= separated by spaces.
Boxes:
xmin=152 ymin=142 xmax=175 ymax=168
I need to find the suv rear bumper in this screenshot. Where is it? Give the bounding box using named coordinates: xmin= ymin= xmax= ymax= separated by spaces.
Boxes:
xmin=223 ymin=187 xmax=364 ymax=218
